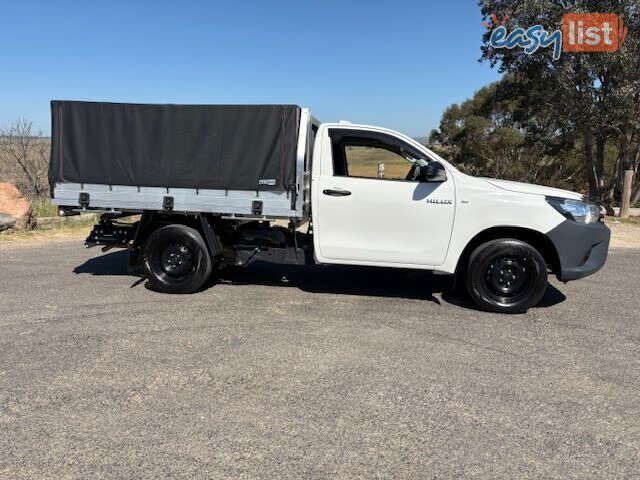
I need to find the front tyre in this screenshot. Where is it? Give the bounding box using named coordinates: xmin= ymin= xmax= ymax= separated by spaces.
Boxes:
xmin=465 ymin=239 xmax=548 ymax=314
xmin=143 ymin=224 xmax=212 ymax=294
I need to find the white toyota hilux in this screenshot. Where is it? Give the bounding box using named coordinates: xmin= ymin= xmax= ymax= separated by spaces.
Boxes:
xmin=50 ymin=102 xmax=611 ymax=313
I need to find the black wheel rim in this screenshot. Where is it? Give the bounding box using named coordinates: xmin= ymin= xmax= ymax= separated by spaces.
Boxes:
xmin=159 ymin=242 xmax=194 ymax=278
xmin=484 ymin=255 xmax=534 ymax=304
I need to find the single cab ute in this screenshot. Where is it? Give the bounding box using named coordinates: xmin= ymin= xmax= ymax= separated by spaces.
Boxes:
xmin=50 ymin=101 xmax=611 ymax=313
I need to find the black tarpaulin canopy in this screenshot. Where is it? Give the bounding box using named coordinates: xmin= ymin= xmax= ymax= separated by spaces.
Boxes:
xmin=49 ymin=101 xmax=301 ymax=192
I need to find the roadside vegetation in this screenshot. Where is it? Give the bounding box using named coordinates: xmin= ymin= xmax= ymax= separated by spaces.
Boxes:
xmin=0 ymin=119 xmax=49 ymax=198
xmin=0 ymin=213 xmax=96 ymax=243
xmin=430 ymin=0 xmax=640 ymax=214
xmin=607 ymin=216 xmax=640 ymax=226
xmin=32 ymin=197 xmax=58 ymax=217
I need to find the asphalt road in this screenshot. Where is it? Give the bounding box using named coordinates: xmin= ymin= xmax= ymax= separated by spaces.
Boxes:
xmin=1 ymin=241 xmax=639 ymax=479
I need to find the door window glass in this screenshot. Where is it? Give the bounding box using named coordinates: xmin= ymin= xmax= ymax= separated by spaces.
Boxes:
xmin=344 ymin=146 xmax=411 ymax=180
xmin=329 ymin=129 xmax=427 ymax=181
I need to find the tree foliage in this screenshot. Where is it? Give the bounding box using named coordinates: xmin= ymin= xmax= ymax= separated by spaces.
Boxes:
xmin=430 ymin=77 xmax=588 ymax=191
xmin=434 ymin=0 xmax=640 ymax=207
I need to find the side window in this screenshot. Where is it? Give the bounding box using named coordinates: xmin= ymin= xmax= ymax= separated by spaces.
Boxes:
xmin=345 ymin=146 xmax=410 ymax=180
xmin=329 ymin=129 xmax=426 ymax=181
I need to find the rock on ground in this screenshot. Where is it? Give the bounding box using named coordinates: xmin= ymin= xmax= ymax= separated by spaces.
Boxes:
xmin=0 ymin=182 xmax=36 ymax=230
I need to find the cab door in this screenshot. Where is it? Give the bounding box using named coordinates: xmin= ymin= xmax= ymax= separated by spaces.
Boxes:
xmin=312 ymin=127 xmax=455 ymax=267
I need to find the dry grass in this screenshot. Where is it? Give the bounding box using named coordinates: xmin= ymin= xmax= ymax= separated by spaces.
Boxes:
xmin=0 ymin=215 xmax=96 ymax=245
xmin=31 ymin=198 xmax=59 ymax=217
xmin=346 ymin=146 xmax=411 ymax=179
xmin=605 ymin=216 xmax=640 ymax=249
xmin=607 ymin=216 xmax=640 ymax=225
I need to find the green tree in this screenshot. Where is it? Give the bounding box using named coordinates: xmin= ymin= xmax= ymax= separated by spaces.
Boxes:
xmin=430 ymin=77 xmax=585 ymax=191
xmin=478 ymin=0 xmax=640 ymax=208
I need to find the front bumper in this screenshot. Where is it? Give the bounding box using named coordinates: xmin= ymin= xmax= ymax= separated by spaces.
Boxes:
xmin=546 ymin=220 xmax=611 ymax=282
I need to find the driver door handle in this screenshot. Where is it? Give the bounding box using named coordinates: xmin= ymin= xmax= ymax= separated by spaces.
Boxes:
xmin=323 ymin=188 xmax=352 ymax=197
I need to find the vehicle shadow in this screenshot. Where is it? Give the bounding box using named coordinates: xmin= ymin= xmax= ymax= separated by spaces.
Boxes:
xmin=440 ymin=282 xmax=566 ymax=310
xmin=219 ymin=261 xmax=445 ymax=304
xmin=73 ymin=249 xmax=133 ymax=276
xmin=221 ymin=261 xmax=566 ymax=310
xmin=73 ymin=251 xmax=567 ymax=310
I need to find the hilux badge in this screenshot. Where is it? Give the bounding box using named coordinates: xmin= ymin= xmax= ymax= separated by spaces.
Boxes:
xmin=426 ymin=199 xmax=453 ymax=205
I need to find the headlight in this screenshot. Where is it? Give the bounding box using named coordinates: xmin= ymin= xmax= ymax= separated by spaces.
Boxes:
xmin=545 ymin=196 xmax=601 ymax=224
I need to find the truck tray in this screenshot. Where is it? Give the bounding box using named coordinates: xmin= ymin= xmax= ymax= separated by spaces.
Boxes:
xmin=50 ymin=102 xmax=314 ymax=219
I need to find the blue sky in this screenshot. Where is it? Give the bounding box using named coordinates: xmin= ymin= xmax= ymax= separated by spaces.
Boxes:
xmin=0 ymin=0 xmax=500 ymax=137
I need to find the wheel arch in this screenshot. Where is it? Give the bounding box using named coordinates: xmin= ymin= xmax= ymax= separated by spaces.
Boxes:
xmin=454 ymin=226 xmax=560 ymax=284
xmin=128 ymin=212 xmax=223 ymax=270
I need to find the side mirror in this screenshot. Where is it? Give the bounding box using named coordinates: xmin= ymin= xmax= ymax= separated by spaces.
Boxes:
xmin=421 ymin=161 xmax=447 ymax=182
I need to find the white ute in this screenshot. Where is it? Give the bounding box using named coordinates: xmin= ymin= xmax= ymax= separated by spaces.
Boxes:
xmin=51 ymin=102 xmax=611 ymax=313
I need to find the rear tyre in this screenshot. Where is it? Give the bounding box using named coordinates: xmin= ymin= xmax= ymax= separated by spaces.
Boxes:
xmin=143 ymin=224 xmax=212 ymax=294
xmin=465 ymin=239 xmax=548 ymax=314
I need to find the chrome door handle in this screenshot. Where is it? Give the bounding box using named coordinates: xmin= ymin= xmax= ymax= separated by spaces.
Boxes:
xmin=323 ymin=188 xmax=352 ymax=197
